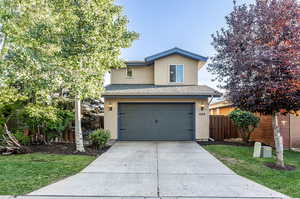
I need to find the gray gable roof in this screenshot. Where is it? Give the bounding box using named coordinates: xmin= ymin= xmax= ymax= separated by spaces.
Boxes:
xmin=125 ymin=47 xmax=208 ymax=66
xmin=102 ymin=84 xmax=222 ymax=98
xmin=145 ymin=47 xmax=208 ymax=62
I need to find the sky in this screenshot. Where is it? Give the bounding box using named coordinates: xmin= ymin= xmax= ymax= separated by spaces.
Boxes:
xmin=105 ymin=0 xmax=255 ymax=91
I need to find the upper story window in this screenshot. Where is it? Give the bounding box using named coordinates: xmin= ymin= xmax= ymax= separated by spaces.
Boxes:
xmin=126 ymin=67 xmax=133 ymax=77
xmin=170 ymin=64 xmax=184 ymax=83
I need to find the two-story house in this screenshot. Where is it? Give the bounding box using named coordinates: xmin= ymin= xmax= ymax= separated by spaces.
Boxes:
xmin=102 ymin=47 xmax=221 ymax=141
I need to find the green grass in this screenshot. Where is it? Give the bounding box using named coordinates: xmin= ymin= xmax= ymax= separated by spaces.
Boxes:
xmin=0 ymin=153 xmax=96 ymax=195
xmin=203 ymin=145 xmax=300 ymax=198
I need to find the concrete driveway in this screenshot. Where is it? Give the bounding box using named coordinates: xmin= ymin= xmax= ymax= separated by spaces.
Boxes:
xmin=29 ymin=141 xmax=287 ymax=198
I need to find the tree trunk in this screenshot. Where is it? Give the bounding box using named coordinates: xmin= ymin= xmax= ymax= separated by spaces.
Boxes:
xmin=75 ymin=96 xmax=85 ymax=152
xmin=238 ymin=128 xmax=251 ymax=143
xmin=2 ymin=124 xmax=30 ymax=154
xmin=239 ymin=130 xmax=249 ymax=143
xmin=272 ymin=113 xmax=284 ymax=168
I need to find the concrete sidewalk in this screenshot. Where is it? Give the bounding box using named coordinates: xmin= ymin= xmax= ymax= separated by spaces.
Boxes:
xmin=2 ymin=197 xmax=292 ymax=199
xmin=0 ymin=197 xmax=292 ymax=199
xmin=24 ymin=141 xmax=288 ymax=198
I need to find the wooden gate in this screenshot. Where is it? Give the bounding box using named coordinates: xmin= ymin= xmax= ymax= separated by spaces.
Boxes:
xmin=209 ymin=115 xmax=239 ymax=141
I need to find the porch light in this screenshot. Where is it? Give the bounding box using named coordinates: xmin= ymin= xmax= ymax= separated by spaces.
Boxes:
xmin=108 ymin=103 xmax=113 ymax=111
xmin=199 ymin=103 xmax=205 ymax=111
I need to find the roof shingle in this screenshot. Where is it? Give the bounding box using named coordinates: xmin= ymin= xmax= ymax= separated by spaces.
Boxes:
xmin=102 ymin=84 xmax=222 ymax=97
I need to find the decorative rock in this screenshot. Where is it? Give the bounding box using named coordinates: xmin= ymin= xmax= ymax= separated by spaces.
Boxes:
xmin=262 ymin=146 xmax=272 ymax=158
xmin=253 ymin=142 xmax=262 ymax=158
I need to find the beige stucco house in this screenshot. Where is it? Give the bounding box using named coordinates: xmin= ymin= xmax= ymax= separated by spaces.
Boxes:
xmin=102 ymin=47 xmax=221 ymax=141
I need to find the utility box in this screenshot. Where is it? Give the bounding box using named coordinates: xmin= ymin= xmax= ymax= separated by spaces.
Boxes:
xmin=261 ymin=146 xmax=272 ymax=158
xmin=253 ymin=142 xmax=262 ymax=158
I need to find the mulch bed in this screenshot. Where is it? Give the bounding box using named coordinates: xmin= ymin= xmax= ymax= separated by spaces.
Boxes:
xmin=29 ymin=143 xmax=110 ymax=156
xmin=197 ymin=140 xmax=254 ymax=147
xmin=265 ymin=162 xmax=296 ymax=171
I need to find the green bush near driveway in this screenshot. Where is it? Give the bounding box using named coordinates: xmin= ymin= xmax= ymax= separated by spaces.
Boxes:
xmin=203 ymin=145 xmax=300 ymax=198
xmin=0 ymin=153 xmax=95 ymax=195
xmin=89 ymin=129 xmax=111 ymax=150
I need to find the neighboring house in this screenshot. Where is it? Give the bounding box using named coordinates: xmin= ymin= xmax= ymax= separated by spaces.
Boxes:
xmin=209 ymin=100 xmax=234 ymax=115
xmin=102 ymin=47 xmax=221 ymax=141
xmin=209 ymin=100 xmax=300 ymax=149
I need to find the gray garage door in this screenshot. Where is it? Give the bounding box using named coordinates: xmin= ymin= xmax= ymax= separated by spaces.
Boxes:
xmin=118 ymin=103 xmax=195 ymax=141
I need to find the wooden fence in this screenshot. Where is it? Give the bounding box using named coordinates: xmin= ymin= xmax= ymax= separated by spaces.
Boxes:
xmin=11 ymin=115 xmax=104 ymax=144
xmin=52 ymin=115 xmax=104 ymax=143
xmin=53 ymin=129 xmax=76 ymax=143
xmin=209 ymin=115 xmax=239 ymax=141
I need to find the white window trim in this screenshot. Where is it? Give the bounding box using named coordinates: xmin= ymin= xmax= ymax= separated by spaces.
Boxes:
xmin=169 ymin=64 xmax=184 ymax=83
xmin=126 ymin=67 xmax=133 ymax=79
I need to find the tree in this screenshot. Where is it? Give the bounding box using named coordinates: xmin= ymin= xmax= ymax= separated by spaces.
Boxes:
xmin=208 ymin=0 xmax=300 ymax=168
xmin=0 ymin=1 xmax=62 ymax=101
xmin=0 ymin=0 xmax=138 ymax=152
xmin=0 ymin=0 xmax=76 ymax=148
xmin=50 ymin=0 xmax=138 ymax=152
xmin=229 ymin=110 xmax=260 ymax=143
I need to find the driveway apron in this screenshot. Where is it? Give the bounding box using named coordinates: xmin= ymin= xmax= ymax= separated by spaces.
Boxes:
xmin=29 ymin=141 xmax=288 ymax=198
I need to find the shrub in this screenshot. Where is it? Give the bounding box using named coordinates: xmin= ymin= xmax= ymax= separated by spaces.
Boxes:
xmin=21 ymin=104 xmax=74 ymax=142
xmin=89 ymin=129 xmax=111 ymax=150
xmin=229 ymin=109 xmax=260 ymax=143
xmin=13 ymin=130 xmax=30 ymax=145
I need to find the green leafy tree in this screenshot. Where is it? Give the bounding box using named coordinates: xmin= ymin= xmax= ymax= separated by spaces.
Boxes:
xmin=0 ymin=0 xmax=71 ymax=148
xmin=0 ymin=0 xmax=138 ymax=152
xmin=0 ymin=1 xmax=62 ymax=103
xmin=51 ymin=0 xmax=138 ymax=152
xmin=229 ymin=110 xmax=260 ymax=143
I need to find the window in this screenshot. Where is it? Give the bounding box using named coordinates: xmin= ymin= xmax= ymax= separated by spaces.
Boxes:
xmin=126 ymin=67 xmax=133 ymax=77
xmin=170 ymin=64 xmax=184 ymax=83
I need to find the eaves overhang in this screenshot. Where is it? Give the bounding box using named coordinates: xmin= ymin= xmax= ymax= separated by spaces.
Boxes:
xmin=102 ymin=95 xmax=215 ymax=99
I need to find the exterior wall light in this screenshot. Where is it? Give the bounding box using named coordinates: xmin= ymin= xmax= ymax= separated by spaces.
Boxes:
xmin=108 ymin=103 xmax=113 ymax=111
xmin=199 ymin=104 xmax=205 ymax=111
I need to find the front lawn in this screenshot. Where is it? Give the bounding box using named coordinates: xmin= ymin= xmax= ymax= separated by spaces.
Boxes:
xmin=0 ymin=153 xmax=96 ymax=195
xmin=203 ymin=145 xmax=300 ymax=198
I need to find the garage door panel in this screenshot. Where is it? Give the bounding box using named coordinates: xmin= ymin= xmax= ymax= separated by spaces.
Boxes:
xmin=118 ymin=103 xmax=195 ymax=141
xmin=119 ymin=111 xmax=156 ymax=140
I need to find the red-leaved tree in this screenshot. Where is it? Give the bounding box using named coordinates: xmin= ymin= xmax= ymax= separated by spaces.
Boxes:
xmin=208 ymin=0 xmax=300 ymax=168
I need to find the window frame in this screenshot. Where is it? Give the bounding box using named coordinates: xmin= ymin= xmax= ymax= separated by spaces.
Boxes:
xmin=169 ymin=64 xmax=184 ymax=83
xmin=126 ymin=67 xmax=133 ymax=78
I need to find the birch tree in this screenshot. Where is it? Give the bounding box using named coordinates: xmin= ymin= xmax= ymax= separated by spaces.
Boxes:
xmin=208 ymin=0 xmax=300 ymax=168
xmin=51 ymin=0 xmax=138 ymax=151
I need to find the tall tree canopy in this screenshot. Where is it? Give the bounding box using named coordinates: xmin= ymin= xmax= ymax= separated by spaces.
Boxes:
xmin=0 ymin=0 xmax=138 ymax=151
xmin=1 ymin=0 xmax=138 ymax=98
xmin=209 ymin=0 xmax=300 ymax=168
xmin=209 ymin=0 xmax=300 ymax=114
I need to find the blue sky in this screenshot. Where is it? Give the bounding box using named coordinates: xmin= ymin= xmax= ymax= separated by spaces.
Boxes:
xmin=106 ymin=0 xmax=255 ymax=90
